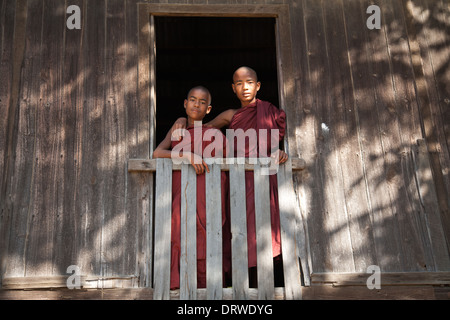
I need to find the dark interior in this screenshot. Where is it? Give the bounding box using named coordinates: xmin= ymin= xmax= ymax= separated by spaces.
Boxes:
xmin=154 ymin=16 xmax=279 ymax=146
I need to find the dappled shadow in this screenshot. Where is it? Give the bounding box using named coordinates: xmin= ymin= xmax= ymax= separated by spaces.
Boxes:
xmin=0 ymin=0 xmax=149 ymax=287
xmin=291 ymin=0 xmax=450 ymax=273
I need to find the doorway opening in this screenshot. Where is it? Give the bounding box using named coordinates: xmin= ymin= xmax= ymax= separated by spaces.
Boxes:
xmin=154 ymin=16 xmax=279 ymax=146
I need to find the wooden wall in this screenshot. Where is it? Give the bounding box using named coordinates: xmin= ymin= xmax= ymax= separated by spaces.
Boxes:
xmin=290 ymin=0 xmax=450 ymax=274
xmin=0 ymin=0 xmax=449 ymax=288
xmin=0 ymin=0 xmax=151 ymax=287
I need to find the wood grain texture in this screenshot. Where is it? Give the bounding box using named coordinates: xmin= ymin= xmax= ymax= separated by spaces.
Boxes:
xmin=254 ymin=163 xmax=274 ymax=299
xmin=229 ymin=163 xmax=249 ymax=299
xmin=153 ymin=159 xmax=172 ymax=299
xmin=205 ymin=163 xmax=223 ymax=300
xmin=179 ymin=164 xmax=197 ymax=299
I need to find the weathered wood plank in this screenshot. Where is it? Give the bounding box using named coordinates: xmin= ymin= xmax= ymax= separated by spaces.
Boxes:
xmin=153 ymin=159 xmax=172 ymax=299
xmin=344 ymin=0 xmax=413 ymax=274
xmin=229 ymin=163 xmax=249 ymax=299
xmin=300 ymin=0 xmax=329 ymax=274
xmin=311 ymin=271 xmax=450 ymax=286
xmin=274 ymin=4 xmax=296 ymax=157
xmin=2 ymin=276 xmax=83 ymax=289
xmin=73 ymin=0 xmax=106 ymax=281
xmin=45 ymin=0 xmax=71 ymax=279
xmin=0 ymin=286 xmax=286 ymax=300
xmin=381 ymin=0 xmax=430 ymax=272
xmin=2 ymin=274 xmax=138 ymax=290
xmin=277 ymin=159 xmax=302 ymax=299
xmin=179 ymin=164 xmax=197 ymax=299
xmin=350 ymin=0 xmax=403 ymax=271
xmin=132 ymin=1 xmax=153 ymax=288
xmin=303 ymin=284 xmax=438 ymax=300
xmin=4 ymin=270 xmax=450 ymax=299
xmin=286 ymin=0 xmax=316 ymax=283
xmin=101 ymin=0 xmax=129 ymax=286
xmin=0 ymin=0 xmax=16 ymax=220
xmin=302 ymin=0 xmax=353 ymax=273
xmin=145 ymin=4 xmax=284 ymax=17
xmin=205 ymin=162 xmax=223 ymax=300
xmin=2 ymin=285 xmax=447 ymax=300
xmin=367 ymin=0 xmax=410 ymax=270
xmin=405 ymin=142 xmax=436 ymax=271
xmin=148 ymin=13 xmax=157 ymax=156
xmin=126 ymin=0 xmax=152 ymax=288
xmin=0 ymin=0 xmax=25 ymax=284
xmin=128 ymin=157 xmax=306 ymax=172
xmin=328 ymin=0 xmax=376 ymax=272
xmin=320 ymin=0 xmax=360 ymax=273
xmin=60 ymin=0 xmax=84 ymax=280
xmin=404 ymin=0 xmax=450 ymax=255
xmin=25 ymin=0 xmax=65 ymax=277
xmin=254 ymin=162 xmax=274 ymax=299
xmin=412 ymin=139 xmax=450 ymax=270
xmin=126 ymin=171 xmax=152 ymax=288
xmin=289 ymin=0 xmax=315 ymax=280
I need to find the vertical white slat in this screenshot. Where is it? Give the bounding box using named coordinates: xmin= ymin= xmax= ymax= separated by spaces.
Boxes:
xmin=205 ymin=162 xmax=223 ymax=300
xmin=153 ymin=159 xmax=172 ymax=300
xmin=180 ymin=163 xmax=197 ymax=299
xmin=229 ymin=162 xmax=249 ymax=299
xmin=254 ymin=161 xmax=274 ymax=299
xmin=277 ymin=159 xmax=303 ymax=299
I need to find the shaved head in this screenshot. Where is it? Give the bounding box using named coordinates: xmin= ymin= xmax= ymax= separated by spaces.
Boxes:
xmin=187 ymin=85 xmax=212 ymax=105
xmin=233 ymin=66 xmax=258 ymax=83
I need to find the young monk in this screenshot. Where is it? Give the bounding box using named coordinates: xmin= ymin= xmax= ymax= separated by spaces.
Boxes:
xmin=153 ymin=86 xmax=231 ymax=289
xmin=172 ymin=67 xmax=288 ymax=287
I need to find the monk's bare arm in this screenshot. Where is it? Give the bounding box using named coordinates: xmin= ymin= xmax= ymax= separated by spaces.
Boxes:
xmin=152 ymin=129 xmax=173 ymax=159
xmin=205 ymin=109 xmax=237 ymax=129
xmin=169 ymin=117 xmax=188 ymax=141
xmin=153 ymin=122 xmax=210 ymax=174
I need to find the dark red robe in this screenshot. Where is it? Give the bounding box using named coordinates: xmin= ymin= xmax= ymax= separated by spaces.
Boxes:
xmin=228 ymin=99 xmax=286 ymax=268
xmin=170 ymin=124 xmax=231 ymax=290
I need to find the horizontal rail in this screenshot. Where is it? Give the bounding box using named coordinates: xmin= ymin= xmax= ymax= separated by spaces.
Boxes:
xmin=128 ymin=157 xmax=306 ymax=172
xmin=2 ymin=285 xmax=448 ymax=300
xmin=311 ymin=272 xmax=450 ymax=287
xmin=5 ymin=271 xmax=450 ymax=290
xmin=2 ymin=275 xmax=139 ymax=290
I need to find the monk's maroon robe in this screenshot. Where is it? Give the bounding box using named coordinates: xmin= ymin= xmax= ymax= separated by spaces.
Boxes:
xmin=228 ymin=99 xmax=286 ymax=268
xmin=169 ymin=125 xmax=231 ymax=289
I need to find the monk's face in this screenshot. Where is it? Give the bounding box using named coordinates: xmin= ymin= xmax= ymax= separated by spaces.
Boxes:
xmin=184 ymin=88 xmax=212 ymax=122
xmin=232 ymin=68 xmax=261 ymax=106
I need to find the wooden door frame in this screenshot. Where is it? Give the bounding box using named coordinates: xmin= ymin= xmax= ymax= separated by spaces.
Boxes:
xmin=137 ymin=3 xmax=296 ymax=157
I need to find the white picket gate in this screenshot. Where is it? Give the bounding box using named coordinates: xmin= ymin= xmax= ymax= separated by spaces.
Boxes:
xmin=130 ymin=157 xmax=309 ymax=300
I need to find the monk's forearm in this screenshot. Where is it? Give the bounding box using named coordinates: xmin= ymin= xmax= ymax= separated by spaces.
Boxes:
xmin=153 ymin=149 xmax=195 ymax=162
xmin=152 ymin=148 xmax=173 ymax=159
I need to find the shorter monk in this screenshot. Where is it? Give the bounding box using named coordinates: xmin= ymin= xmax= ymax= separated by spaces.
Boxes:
xmin=153 ymin=86 xmax=231 ymax=289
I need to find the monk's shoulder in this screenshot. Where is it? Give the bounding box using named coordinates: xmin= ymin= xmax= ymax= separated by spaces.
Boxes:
xmin=223 ymin=108 xmax=239 ymax=121
xmin=260 ymin=100 xmax=285 ymax=115
xmin=227 ymin=108 xmax=239 ymax=116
